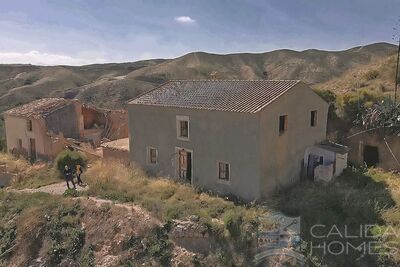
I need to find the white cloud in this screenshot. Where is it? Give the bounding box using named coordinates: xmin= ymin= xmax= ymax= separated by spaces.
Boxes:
xmin=174 ymin=16 xmax=196 ymax=24
xmin=0 ymin=50 xmax=107 ymax=66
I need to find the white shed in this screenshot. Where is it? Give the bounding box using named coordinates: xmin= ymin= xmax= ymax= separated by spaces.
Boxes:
xmin=304 ymin=141 xmax=349 ymax=182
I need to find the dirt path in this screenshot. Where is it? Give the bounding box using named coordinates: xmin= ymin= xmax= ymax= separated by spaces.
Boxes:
xmin=9 ymin=182 xmax=89 ymax=195
xmin=6 ymin=182 xmax=156 ymax=224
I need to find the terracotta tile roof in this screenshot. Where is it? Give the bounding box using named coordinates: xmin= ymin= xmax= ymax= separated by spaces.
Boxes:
xmin=129 ymin=80 xmax=301 ymax=113
xmin=3 ymin=98 xmax=72 ymax=118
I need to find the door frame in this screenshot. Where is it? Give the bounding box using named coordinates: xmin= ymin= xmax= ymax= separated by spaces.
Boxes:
xmin=29 ymin=138 xmax=36 ymax=161
xmin=175 ymin=146 xmax=193 ymax=184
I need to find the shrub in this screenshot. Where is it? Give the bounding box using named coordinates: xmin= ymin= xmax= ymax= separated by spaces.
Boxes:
xmin=147 ymin=226 xmax=172 ymax=265
xmin=56 ymin=150 xmax=87 ymax=174
xmin=65 ymin=228 xmax=85 ymax=258
xmin=47 ymin=202 xmax=84 ymax=264
xmin=339 ymin=89 xmax=383 ymax=123
xmin=47 ymin=243 xmax=65 ymax=265
xmin=63 ymin=189 xmax=79 ymax=198
xmin=364 ymin=70 xmax=379 ymax=80
xmin=80 ymin=245 xmax=95 ymax=267
xmin=223 ymin=210 xmax=243 ymax=240
xmin=0 ymin=225 xmax=17 ymax=257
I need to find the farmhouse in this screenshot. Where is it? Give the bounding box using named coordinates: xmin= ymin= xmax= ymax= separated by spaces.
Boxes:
xmin=128 ymin=80 xmax=336 ymax=200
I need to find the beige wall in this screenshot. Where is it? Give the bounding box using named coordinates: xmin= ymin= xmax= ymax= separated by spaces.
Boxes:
xmin=4 ymin=115 xmax=65 ymax=160
xmin=128 ymin=105 xmax=261 ymax=201
xmin=4 ymin=116 xmax=47 ymax=159
xmin=4 ymin=101 xmax=84 ymax=161
xmin=259 ymin=82 xmax=328 ymax=197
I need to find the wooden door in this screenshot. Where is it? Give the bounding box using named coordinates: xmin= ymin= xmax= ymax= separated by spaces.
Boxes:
xmin=178 ymin=149 xmax=192 ymax=182
xmin=29 ymin=138 xmax=36 ymax=161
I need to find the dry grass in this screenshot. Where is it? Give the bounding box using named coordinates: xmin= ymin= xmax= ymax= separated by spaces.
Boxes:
xmin=84 ymin=160 xmax=263 ymax=223
xmin=83 ymin=160 xmax=268 ymax=265
xmin=0 ymin=153 xmax=62 ymax=189
xmin=11 ymin=165 xmax=62 ymax=189
xmin=0 ymin=153 xmax=30 ymax=174
xmin=274 ymin=167 xmax=400 ymax=266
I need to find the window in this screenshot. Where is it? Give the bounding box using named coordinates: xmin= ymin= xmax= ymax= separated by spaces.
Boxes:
xmin=279 ymin=115 xmax=288 ymax=135
xmin=176 ymin=116 xmax=189 ymax=140
xmin=27 ymin=120 xmax=33 ymax=131
xmin=311 ymin=110 xmax=317 ymax=127
xmin=218 ymin=162 xmax=230 ymax=181
xmin=180 ymin=121 xmax=188 ymax=137
xmin=147 ymin=147 xmax=157 ymax=164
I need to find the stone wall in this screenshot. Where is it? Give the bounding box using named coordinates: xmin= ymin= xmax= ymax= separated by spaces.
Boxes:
xmin=344 ymin=128 xmax=400 ymax=171
xmin=169 ymin=219 xmax=216 ymax=255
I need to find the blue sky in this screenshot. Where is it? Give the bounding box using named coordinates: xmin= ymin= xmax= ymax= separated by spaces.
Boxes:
xmin=0 ymin=0 xmax=399 ymax=65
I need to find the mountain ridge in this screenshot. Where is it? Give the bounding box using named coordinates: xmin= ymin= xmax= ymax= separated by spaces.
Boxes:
xmin=0 ymin=42 xmax=397 ymax=113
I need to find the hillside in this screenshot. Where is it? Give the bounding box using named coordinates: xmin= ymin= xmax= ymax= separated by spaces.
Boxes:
xmin=0 ymin=42 xmax=397 ymax=114
xmin=2 ymin=154 xmax=400 ymax=266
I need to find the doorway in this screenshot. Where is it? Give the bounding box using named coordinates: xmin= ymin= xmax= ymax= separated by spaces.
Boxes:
xmin=29 ymin=138 xmax=36 ymax=162
xmin=363 ymin=145 xmax=379 ymax=167
xmin=177 ymin=148 xmax=192 ymax=183
xmin=307 ymin=154 xmax=322 ymax=179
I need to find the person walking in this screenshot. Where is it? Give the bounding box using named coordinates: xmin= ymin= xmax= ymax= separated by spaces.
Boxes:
xmin=76 ymin=164 xmax=84 ymax=186
xmin=64 ymin=165 xmax=76 ymax=189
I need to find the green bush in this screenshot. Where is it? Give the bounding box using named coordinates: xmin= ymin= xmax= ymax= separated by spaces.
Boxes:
xmin=146 ymin=226 xmax=172 ymax=265
xmin=63 ymin=189 xmax=79 ymax=198
xmin=47 ymin=203 xmax=84 ymax=264
xmin=223 ymin=210 xmax=243 ymax=240
xmin=0 ymin=225 xmax=16 ymax=257
xmin=340 ymin=89 xmax=383 ymax=123
xmin=56 ymin=150 xmax=87 ymax=174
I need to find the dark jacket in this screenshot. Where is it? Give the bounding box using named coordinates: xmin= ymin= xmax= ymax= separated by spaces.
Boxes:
xmin=64 ymin=167 xmax=72 ymax=180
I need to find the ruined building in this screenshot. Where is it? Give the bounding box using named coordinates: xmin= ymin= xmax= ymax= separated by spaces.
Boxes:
xmin=3 ymin=98 xmax=128 ymax=161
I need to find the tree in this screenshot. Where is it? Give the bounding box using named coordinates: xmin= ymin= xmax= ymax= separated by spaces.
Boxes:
xmin=361 ymin=97 xmax=400 ymax=136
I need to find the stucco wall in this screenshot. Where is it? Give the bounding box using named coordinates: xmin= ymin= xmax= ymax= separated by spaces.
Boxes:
xmin=45 ymin=101 xmax=83 ymax=139
xmin=128 ymin=105 xmax=261 ymax=201
xmin=128 ymin=82 xmax=328 ymax=201
xmin=259 ymin=83 xmax=328 ymax=197
xmin=335 ymin=153 xmax=347 ymax=175
xmin=5 ymin=115 xmax=67 ymax=161
xmin=4 ymin=116 xmax=47 ymax=159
